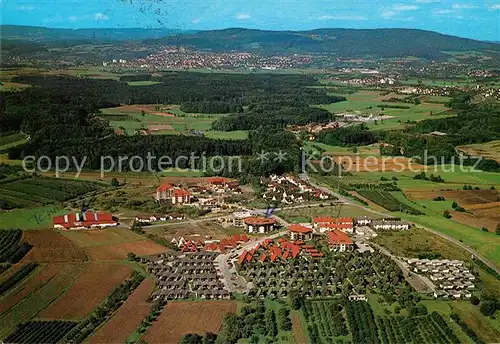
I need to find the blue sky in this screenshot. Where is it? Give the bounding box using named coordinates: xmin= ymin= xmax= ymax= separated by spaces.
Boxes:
xmin=1 ymin=0 xmax=499 ymax=41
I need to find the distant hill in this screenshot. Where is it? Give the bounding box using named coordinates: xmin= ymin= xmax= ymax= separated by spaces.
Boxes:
xmin=0 ymin=25 xmax=189 ymax=42
xmin=147 ymin=27 xmax=500 ymax=59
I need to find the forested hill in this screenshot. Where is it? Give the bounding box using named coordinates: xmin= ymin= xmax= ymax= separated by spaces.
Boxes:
xmin=146 ymin=28 xmax=500 ymax=59
xmin=0 ymin=25 xmax=188 ymax=42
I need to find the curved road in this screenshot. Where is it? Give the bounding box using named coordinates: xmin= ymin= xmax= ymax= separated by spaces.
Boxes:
xmin=300 ymin=173 xmax=500 ymax=275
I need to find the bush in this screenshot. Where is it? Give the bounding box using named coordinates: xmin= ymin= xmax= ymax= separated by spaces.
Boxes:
xmin=480 ymin=301 xmax=498 ymax=316
xmin=470 ymin=296 xmax=480 ymax=305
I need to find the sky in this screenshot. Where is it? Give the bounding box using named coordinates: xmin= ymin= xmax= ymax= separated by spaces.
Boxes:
xmin=1 ymin=0 xmax=499 ymax=41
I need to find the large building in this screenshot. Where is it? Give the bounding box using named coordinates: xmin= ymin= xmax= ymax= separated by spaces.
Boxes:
xmin=312 ymin=217 xmax=354 ymax=234
xmin=233 ymin=211 xmax=253 ymax=227
xmin=327 ymin=230 xmax=354 ymax=252
xmin=53 ymin=212 xmax=117 ymax=230
xmin=155 ymin=183 xmax=175 ymax=203
xmin=288 ymin=224 xmax=313 ymax=241
xmin=172 ymin=188 xmax=191 ymax=205
xmin=244 ymin=217 xmax=277 ymax=233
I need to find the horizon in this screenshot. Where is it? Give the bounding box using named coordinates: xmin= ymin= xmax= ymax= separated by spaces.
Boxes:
xmin=1 ymin=0 xmax=499 ymax=41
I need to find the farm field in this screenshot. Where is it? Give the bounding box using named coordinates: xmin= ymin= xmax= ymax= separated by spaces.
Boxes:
xmin=0 ymin=177 xmax=106 ymax=210
xmin=127 ymin=80 xmax=161 ymax=86
xmin=4 ymin=320 xmax=77 ymax=344
xmin=142 ymin=300 xmax=237 ymax=344
xmin=0 ymin=263 xmax=86 ymax=338
xmin=457 ymin=140 xmax=500 ymax=163
xmin=145 ymin=220 xmax=243 ymax=242
xmin=291 ymin=310 xmax=309 ymax=344
xmin=20 ymin=230 xmax=88 ymax=263
xmin=0 ymin=206 xmax=66 ymax=230
xmin=0 ymin=264 xmax=62 ymax=314
xmin=450 ymin=301 xmax=500 ymax=343
xmin=277 ymin=204 xmax=384 ymax=224
xmin=84 ymin=240 xmax=167 ymax=261
xmin=317 ymin=90 xmax=455 ymax=131
xmin=87 ymin=278 xmax=154 ymax=344
xmin=60 ymin=227 xmax=146 ymax=247
xmin=40 ymin=262 xmax=132 ymax=320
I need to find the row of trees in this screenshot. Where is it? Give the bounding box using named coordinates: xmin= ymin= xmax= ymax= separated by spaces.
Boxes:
xmin=0 ymin=262 xmax=38 ymax=295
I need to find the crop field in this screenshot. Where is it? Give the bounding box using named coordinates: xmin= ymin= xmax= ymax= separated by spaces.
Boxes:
xmin=0 ymin=177 xmax=105 ymax=209
xmin=356 ymin=190 xmax=422 ymax=214
xmin=0 ymin=264 xmax=62 ymax=314
xmin=0 ymin=263 xmax=38 ymax=297
xmin=147 ymin=220 xmax=242 ymax=241
xmin=85 ymin=241 xmax=167 ymax=261
xmin=4 ymin=320 xmax=77 ymax=344
xmin=457 ymin=140 xmax=500 ymax=163
xmin=450 ymin=301 xmax=500 ymax=343
xmin=143 ymin=300 xmax=237 ymax=344
xmin=325 ymin=154 xmax=425 ymax=172
xmin=0 ymin=263 xmax=86 ymax=338
xmin=40 ymin=262 xmax=132 ymax=320
xmin=303 ymin=300 xmax=348 ymax=343
xmin=88 ymin=278 xmax=154 ymax=344
xmin=0 ymin=229 xmax=32 ymax=263
xmin=20 ymin=230 xmax=88 ymax=263
xmin=291 ymin=310 xmax=309 ymax=344
xmin=61 ymin=227 xmax=146 ymax=247
xmin=317 ymin=90 xmax=455 ymax=131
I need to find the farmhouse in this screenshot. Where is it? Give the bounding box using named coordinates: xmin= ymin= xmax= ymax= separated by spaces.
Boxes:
xmin=53 ymin=212 xmax=117 ymax=230
xmin=370 ymin=219 xmax=411 ymax=231
xmin=288 ymin=224 xmax=313 ymax=241
xmin=244 ymin=217 xmax=277 ymax=233
xmin=327 ymin=230 xmax=354 ymax=252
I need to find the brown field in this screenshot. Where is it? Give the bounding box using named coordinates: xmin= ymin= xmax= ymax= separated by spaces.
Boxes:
xmin=40 ymin=263 xmax=132 ymax=320
xmin=110 ymin=104 xmax=176 ymax=117
xmin=20 ymin=230 xmax=88 ymax=263
xmin=147 ymin=220 xmax=240 ymax=242
xmin=405 ymin=189 xmax=499 ymax=205
xmin=322 ymin=154 xmax=425 ymax=172
xmin=450 ymin=210 xmax=500 ymax=232
xmin=291 ymin=310 xmax=308 ymax=344
xmin=457 ymin=140 xmax=500 ymax=163
xmin=87 ymin=278 xmax=154 ymax=344
xmin=0 ymin=264 xmax=62 ymax=315
xmin=464 ymin=201 xmax=500 ymax=211
xmin=85 ymin=241 xmax=167 ymax=261
xmin=61 ymin=227 xmax=146 ymax=247
xmin=143 ymin=301 xmax=237 ymax=344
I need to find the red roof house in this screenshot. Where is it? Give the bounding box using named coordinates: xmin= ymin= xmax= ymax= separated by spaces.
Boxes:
xmin=53 ymin=212 xmax=117 ymax=230
xmin=327 ymin=230 xmax=354 ymax=252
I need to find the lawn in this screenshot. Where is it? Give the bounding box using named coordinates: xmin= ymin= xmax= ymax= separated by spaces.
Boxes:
xmin=127 ymin=81 xmax=162 ymax=86
xmin=204 ymin=130 xmax=248 ymax=140
xmin=0 ymin=206 xmax=67 ymax=230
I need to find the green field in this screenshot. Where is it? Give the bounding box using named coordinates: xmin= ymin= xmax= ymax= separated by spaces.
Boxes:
xmin=127 ymin=81 xmax=161 ymax=86
xmin=0 ymin=206 xmax=67 ymax=230
xmin=277 ymin=204 xmax=384 ymax=224
xmin=317 ymin=90 xmax=455 ymax=131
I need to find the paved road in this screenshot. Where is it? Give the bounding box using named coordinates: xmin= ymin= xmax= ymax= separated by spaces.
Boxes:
xmin=301 ymin=173 xmax=500 ymax=275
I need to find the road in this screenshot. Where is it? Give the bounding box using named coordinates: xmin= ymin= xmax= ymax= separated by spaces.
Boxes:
xmin=301 ymin=172 xmax=500 ymax=275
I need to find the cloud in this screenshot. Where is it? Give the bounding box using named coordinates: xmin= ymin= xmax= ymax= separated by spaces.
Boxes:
xmin=433 ymin=8 xmax=464 ymax=19
xmin=452 ymin=3 xmax=477 ymax=9
xmin=415 ymin=0 xmax=439 ymax=3
xmin=235 ymin=13 xmax=251 ymax=20
xmin=317 ymin=15 xmax=367 ymax=21
xmin=393 ymin=4 xmax=419 ymax=11
xmin=68 ymin=15 xmax=78 ymax=22
xmin=94 ymin=12 xmax=109 ymax=21
xmin=489 ymin=4 xmax=500 ymax=10
xmin=192 ymin=18 xmax=201 ymax=24
xmin=16 ymin=5 xmax=35 ymax=11
xmin=381 ymin=3 xmax=419 ymax=19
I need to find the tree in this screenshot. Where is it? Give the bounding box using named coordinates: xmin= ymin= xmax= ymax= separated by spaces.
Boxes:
xmin=289 ymin=291 xmax=304 ymax=310
xmin=480 ymin=301 xmax=497 ymax=316
xmin=180 ymin=334 xmax=203 ymax=344
xmin=452 ymin=201 xmax=458 ymax=209
xmin=470 ymin=295 xmax=480 ymax=305
xmin=265 ymin=309 xmax=278 ymax=337
xmin=127 ymin=252 xmax=137 ymax=261
xmin=496 ymin=224 xmax=500 ymax=236
xmin=110 ymin=177 xmax=120 ymax=187
xmin=443 ymin=210 xmax=452 ymax=219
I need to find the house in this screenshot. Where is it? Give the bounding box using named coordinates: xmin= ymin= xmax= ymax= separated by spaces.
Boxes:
xmin=327 ymin=230 xmax=354 ymax=252
xmin=348 ymin=294 xmax=367 ymax=301
xmin=156 ymin=183 xmax=174 ymax=203
xmin=244 ymin=217 xmax=277 ymax=233
xmin=172 ymin=189 xmax=191 ymax=204
xmin=53 ymin=212 xmax=117 ymax=230
xmin=288 ymin=224 xmax=313 ymax=241
xmin=355 ymin=216 xmax=372 ymax=226
xmin=370 ymin=219 xmax=411 ymax=231
xmin=207 ymin=177 xmax=229 ymax=186
xmin=313 ymin=217 xmax=354 ymax=234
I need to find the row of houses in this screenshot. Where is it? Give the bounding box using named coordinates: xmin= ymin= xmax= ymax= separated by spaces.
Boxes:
xmin=147 ymin=251 xmax=230 ymax=300
xmin=135 ymin=213 xmax=185 ymax=224
xmin=174 ymin=234 xmax=251 ymax=254
xmin=53 ymin=212 xmax=117 ymax=230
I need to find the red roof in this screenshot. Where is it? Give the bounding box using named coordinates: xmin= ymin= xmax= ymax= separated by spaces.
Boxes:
xmin=282 ymin=251 xmax=290 ymax=260
xmin=310 ymin=253 xmax=325 ymax=257
xmin=208 ymin=177 xmax=229 ymax=185
xmin=173 ymin=188 xmax=191 ymax=197
xmin=314 ymin=217 xmax=353 ymax=225
xmin=323 ymin=223 xmax=353 ymax=230
xmin=156 ymin=183 xmax=174 ymax=192
xmin=289 ymin=224 xmax=313 ymax=234
xmin=53 ymin=212 xmax=115 ymax=229
xmin=327 ymin=230 xmax=353 ymax=245
xmin=313 ymin=216 xmax=336 ymax=223
xmin=291 ymin=245 xmax=301 ymax=258
xmin=240 ymin=234 xmax=249 ymax=242
xmin=238 ymin=251 xmax=248 ymax=265
xmin=259 ymin=253 xmax=267 ymax=263
xmin=244 ymin=217 xmax=276 ymax=226
xmin=246 ymin=254 xmax=253 ymax=263
xmin=270 ymin=253 xmax=278 ymax=262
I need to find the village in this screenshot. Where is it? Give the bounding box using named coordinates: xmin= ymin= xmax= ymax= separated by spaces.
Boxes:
xmin=48 ymin=173 xmax=481 ymax=305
